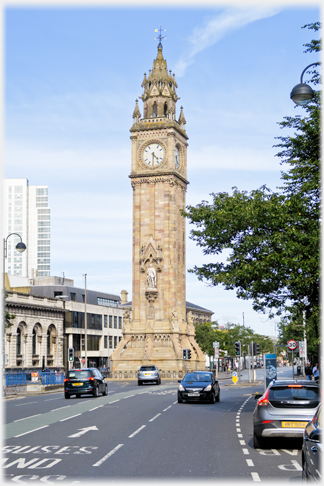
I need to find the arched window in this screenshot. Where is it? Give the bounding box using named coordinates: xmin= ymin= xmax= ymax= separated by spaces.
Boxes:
xmin=32 ymin=328 xmax=36 ymax=355
xmin=16 ymin=328 xmax=21 ymax=355
xmin=47 ymin=330 xmax=51 ymax=355
xmin=153 ymin=102 xmax=157 ymax=117
xmin=164 ymin=102 xmax=168 ymax=116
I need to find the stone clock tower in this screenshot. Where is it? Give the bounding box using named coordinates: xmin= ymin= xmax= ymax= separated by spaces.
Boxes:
xmin=111 ymin=41 xmax=205 ymax=378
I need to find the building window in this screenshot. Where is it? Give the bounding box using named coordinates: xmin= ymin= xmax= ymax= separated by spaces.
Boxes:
xmin=114 ymin=316 xmax=117 ymax=329
xmin=97 ymin=297 xmax=119 ymax=308
xmin=104 ymin=336 xmax=108 ymax=348
xmin=114 ymin=336 xmax=118 ymax=348
xmin=109 ymin=336 xmax=112 ymax=349
xmin=118 ymin=317 xmax=122 ymax=329
xmin=70 ymin=293 xmax=76 ymax=301
xmin=104 ymin=315 xmax=108 ymax=328
xmin=109 ymin=316 xmax=112 ymax=328
xmin=16 ymin=328 xmax=21 ymax=355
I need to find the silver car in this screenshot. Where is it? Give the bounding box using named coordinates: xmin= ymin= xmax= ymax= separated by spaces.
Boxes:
xmin=138 ymin=365 xmax=161 ymax=386
xmin=253 ymin=379 xmax=320 ymax=448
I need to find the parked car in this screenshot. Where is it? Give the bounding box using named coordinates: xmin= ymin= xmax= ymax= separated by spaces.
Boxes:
xmin=253 ymin=380 xmax=320 ymax=448
xmin=177 ymin=371 xmax=220 ymax=404
xmin=64 ymin=368 xmax=108 ymax=399
xmin=138 ymin=365 xmax=161 ymax=386
xmin=302 ymin=403 xmax=322 ymax=481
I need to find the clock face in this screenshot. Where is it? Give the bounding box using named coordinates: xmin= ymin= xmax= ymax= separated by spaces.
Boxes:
xmin=143 ymin=143 xmax=165 ymax=167
xmin=175 ymin=146 xmax=180 ymax=169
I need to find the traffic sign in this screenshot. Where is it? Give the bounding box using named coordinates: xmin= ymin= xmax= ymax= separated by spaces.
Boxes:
xmin=232 ymin=371 xmax=237 ymax=384
xmin=214 ymin=348 xmax=219 ymax=358
xmin=299 ymin=340 xmax=306 ymax=358
xmin=287 ymin=340 xmax=298 ymax=351
xmin=213 ymin=341 xmax=219 ymax=349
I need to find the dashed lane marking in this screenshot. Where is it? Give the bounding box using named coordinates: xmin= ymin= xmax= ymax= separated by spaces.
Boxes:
xmin=14 ymin=425 xmax=49 ymax=437
xmin=14 ymin=414 xmax=41 ymax=422
xmin=129 ymin=425 xmax=146 ymax=438
xmin=251 ymin=472 xmax=261 ymax=481
xmin=92 ymin=444 xmax=124 ymax=467
xmin=60 ymin=414 xmax=82 ymax=422
xmin=246 ymin=460 xmax=254 ymax=467
xmin=149 ymin=413 xmax=161 ymax=422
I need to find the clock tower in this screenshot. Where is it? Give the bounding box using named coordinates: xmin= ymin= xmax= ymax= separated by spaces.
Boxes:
xmin=111 ymin=40 xmax=205 ymax=378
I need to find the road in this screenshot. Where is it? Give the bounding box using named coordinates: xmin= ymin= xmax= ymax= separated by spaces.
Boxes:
xmin=2 ymin=368 xmax=304 ymax=483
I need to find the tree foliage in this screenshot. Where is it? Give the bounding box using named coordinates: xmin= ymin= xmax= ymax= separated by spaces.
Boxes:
xmin=183 ymin=23 xmax=321 ymax=344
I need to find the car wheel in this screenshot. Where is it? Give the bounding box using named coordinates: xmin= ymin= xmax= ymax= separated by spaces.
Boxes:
xmin=103 ymin=385 xmax=108 ymax=396
xmin=76 ymin=394 xmax=81 ymax=398
xmin=93 ymin=386 xmax=99 ymax=398
xmin=138 ymin=381 xmax=142 ymax=386
xmin=178 ymin=396 xmax=184 ymax=403
xmin=210 ymin=393 xmax=216 ymax=404
xmin=302 ymin=454 xmax=308 ymax=481
xmin=65 ymin=394 xmax=70 ymax=399
xmin=216 ymin=391 xmax=220 ymax=402
xmin=253 ymin=433 xmax=264 ymax=449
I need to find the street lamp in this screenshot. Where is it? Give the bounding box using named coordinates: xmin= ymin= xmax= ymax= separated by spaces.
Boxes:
xmin=3 ymin=233 xmax=27 ymax=396
xmin=290 ymin=62 xmax=321 ymax=105
xmin=82 ymin=274 xmax=87 ymax=369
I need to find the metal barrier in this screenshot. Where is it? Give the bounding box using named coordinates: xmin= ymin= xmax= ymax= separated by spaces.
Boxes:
xmin=5 ymin=371 xmax=65 ymax=386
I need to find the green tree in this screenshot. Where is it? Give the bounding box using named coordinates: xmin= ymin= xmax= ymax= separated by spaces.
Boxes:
xmin=183 ymin=23 xmax=321 ymax=348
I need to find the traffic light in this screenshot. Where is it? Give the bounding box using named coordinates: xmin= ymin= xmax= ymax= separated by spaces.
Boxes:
xmin=68 ymin=348 xmax=74 ymax=362
xmin=182 ymin=349 xmax=187 ymax=360
xmin=188 ymin=349 xmax=192 ymax=360
xmin=253 ymin=343 xmax=260 ymax=355
xmin=234 ymin=341 xmax=241 ymax=356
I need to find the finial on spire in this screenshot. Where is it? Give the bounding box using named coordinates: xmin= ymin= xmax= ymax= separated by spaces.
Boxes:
xmin=154 ymin=26 xmax=167 ymax=47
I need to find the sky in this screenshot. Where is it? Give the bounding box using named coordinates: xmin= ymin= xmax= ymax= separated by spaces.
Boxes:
xmin=3 ymin=0 xmax=321 ymax=338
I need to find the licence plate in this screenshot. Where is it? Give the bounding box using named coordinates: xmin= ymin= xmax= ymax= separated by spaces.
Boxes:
xmin=144 ymin=373 xmax=150 ymax=376
xmin=188 ymin=393 xmax=200 ymax=397
xmin=282 ymin=421 xmax=308 ymax=428
xmin=72 ymin=383 xmax=83 ymax=386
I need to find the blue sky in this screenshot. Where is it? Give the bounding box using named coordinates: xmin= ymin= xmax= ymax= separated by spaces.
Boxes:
xmin=4 ymin=1 xmax=321 ymax=337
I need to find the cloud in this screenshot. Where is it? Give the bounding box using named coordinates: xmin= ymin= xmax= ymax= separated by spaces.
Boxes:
xmin=175 ymin=6 xmax=282 ymax=76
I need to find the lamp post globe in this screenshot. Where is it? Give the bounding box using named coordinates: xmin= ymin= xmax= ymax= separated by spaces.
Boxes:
xmin=15 ymin=241 xmax=27 ymax=253
xmin=290 ymin=82 xmax=315 ymax=106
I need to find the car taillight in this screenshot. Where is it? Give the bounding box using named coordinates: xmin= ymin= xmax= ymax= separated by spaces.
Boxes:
xmin=257 ymin=389 xmax=270 ymax=406
xmin=64 ymin=378 xmax=69 ymax=383
xmin=89 ymin=377 xmax=95 ymax=381
xmin=287 ymin=384 xmax=303 ymax=388
xmin=262 ymin=420 xmax=274 ymax=424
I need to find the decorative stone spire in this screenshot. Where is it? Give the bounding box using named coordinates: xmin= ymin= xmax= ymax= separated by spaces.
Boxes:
xmin=140 ymin=43 xmax=179 ymax=119
xmin=178 ymin=106 xmax=186 ymax=130
xmin=132 ymin=99 xmax=141 ymax=124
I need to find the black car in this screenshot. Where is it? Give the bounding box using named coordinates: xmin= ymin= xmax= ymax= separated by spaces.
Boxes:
xmin=178 ymin=371 xmax=220 ymax=404
xmin=64 ymin=368 xmax=108 ymax=399
xmin=302 ymin=403 xmax=322 ymax=481
xmin=253 ymin=380 xmax=320 ymax=448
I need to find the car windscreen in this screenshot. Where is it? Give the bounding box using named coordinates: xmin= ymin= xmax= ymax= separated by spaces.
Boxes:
xmin=184 ymin=373 xmax=212 ymax=382
xmin=268 ymin=385 xmax=320 ymax=408
xmin=68 ymin=370 xmax=92 ymax=379
xmin=140 ymin=366 xmax=156 ymax=371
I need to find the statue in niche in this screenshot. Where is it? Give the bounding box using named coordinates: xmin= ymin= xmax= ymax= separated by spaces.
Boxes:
xmin=147 ymin=264 xmax=157 ymax=288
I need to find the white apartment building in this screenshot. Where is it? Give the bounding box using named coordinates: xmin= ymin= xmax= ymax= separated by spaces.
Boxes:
xmin=3 ymin=179 xmax=50 ymax=278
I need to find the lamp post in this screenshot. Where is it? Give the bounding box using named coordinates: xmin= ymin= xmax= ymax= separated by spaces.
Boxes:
xmin=290 ymin=62 xmax=321 ymax=105
xmin=82 ymin=274 xmax=87 ymax=368
xmin=3 ymin=233 xmax=26 ymax=396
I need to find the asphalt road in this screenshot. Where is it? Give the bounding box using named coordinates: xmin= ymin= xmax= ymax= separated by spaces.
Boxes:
xmin=2 ymin=372 xmax=304 ymax=483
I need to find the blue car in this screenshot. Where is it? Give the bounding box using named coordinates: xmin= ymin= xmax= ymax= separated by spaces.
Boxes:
xmin=178 ymin=371 xmax=220 ymax=404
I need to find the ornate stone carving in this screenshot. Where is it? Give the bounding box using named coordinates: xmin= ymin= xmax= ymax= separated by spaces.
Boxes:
xmin=140 ymin=236 xmax=163 ymax=273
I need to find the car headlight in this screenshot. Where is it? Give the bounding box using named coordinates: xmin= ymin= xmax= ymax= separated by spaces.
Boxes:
xmin=179 ymin=384 xmax=185 ymax=391
xmin=204 ymin=384 xmax=212 ymax=391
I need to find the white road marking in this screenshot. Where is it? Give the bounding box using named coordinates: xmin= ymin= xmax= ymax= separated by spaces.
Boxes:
xmin=238 ymin=434 xmax=243 ymax=438
xmin=90 ymin=405 xmax=104 ymax=411
xmin=239 ymin=440 xmax=246 ymax=445
xmin=60 ymin=414 xmax=82 ymax=422
xmin=124 ymin=395 xmax=135 ymax=399
xmin=129 ymin=425 xmax=146 ymax=438
xmin=246 ymin=459 xmax=254 ymax=467
xmin=173 ymin=401 xmax=177 ymax=404
xmin=15 ymin=425 xmax=49 ymax=437
xmin=51 ymin=406 xmax=71 ymax=412
xmin=149 ymin=413 xmax=161 ymax=422
xmin=92 ymin=444 xmax=124 ymax=467
xmin=236 ymin=428 xmax=241 ymax=432
xmin=15 ymin=401 xmax=37 ymax=407
xmin=45 ymin=397 xmax=61 ymax=401
xmin=242 ymin=449 xmax=249 ymax=455
xmin=163 ymin=406 xmax=172 ymax=411
xmin=14 ymin=414 xmax=41 ymax=422
xmin=251 ymin=472 xmax=261 ymax=481
xmin=109 ymin=400 xmax=120 ymax=404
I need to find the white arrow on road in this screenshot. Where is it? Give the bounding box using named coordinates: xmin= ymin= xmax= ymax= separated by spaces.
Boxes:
xmin=68 ymin=426 xmax=98 ymax=438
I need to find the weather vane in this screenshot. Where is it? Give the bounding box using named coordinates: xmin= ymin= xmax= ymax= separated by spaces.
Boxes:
xmin=154 ymin=26 xmax=167 ymax=46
